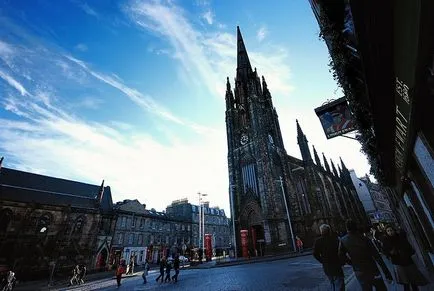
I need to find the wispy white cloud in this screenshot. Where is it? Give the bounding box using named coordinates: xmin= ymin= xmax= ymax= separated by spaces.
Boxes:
xmin=0 ymin=89 xmax=227 ymax=211
xmin=125 ymin=0 xmax=293 ymax=99
xmin=79 ymin=2 xmax=99 ymax=18
xmin=73 ymin=96 xmax=104 ymax=109
xmin=256 ymin=25 xmax=268 ymax=42
xmin=65 ymin=55 xmax=186 ymax=125
xmin=195 ymin=0 xmax=211 ymax=6
xmin=202 ymin=10 xmax=214 ymax=25
xmin=74 ymin=43 xmax=88 ymax=52
xmin=0 ymin=40 xmax=14 ymax=55
xmin=0 ymin=70 xmax=29 ymax=96
xmin=0 ymin=20 xmax=226 ymax=211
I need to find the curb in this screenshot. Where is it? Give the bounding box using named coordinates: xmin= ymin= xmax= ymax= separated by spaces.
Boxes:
xmin=189 ymin=251 xmax=313 ymax=269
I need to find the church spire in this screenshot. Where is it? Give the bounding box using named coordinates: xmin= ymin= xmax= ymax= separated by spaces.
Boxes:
xmin=340 ymin=157 xmax=348 ymax=172
xmin=312 ymin=145 xmax=321 ymax=167
xmin=297 ymin=120 xmax=312 ymax=162
xmin=330 ymin=159 xmax=339 ymax=177
xmin=339 ymin=157 xmax=350 ymax=180
xmin=322 ymin=153 xmax=331 ymax=172
xmin=236 ymin=26 xmax=253 ymax=81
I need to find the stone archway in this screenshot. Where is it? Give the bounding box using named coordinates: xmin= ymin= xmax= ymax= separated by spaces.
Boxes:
xmin=239 ymin=198 xmax=264 ymax=257
xmin=96 ymin=248 xmax=108 ymax=270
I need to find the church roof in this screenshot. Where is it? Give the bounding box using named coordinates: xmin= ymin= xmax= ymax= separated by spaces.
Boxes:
xmin=0 ymin=167 xmax=113 ymax=213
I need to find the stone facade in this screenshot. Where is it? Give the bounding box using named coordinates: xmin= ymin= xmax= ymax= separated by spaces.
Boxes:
xmin=166 ymin=199 xmax=231 ymax=253
xmin=0 ymin=167 xmax=114 ymax=280
xmin=359 ymin=175 xmax=397 ymax=225
xmin=111 ymin=199 xmax=192 ymax=265
xmin=225 ymin=27 xmax=366 ymax=256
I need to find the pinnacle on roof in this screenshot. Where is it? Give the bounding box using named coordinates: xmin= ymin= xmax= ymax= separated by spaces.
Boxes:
xmin=322 ymin=152 xmax=331 ymax=172
xmin=313 ymin=145 xmax=321 ymax=167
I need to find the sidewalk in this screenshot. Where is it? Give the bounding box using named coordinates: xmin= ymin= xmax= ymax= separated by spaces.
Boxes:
xmin=15 ymin=251 xmax=314 ymax=289
xmin=14 ymin=266 xmax=144 ymax=291
xmin=190 ymin=250 xmax=313 ymax=269
xmin=345 ymin=256 xmax=434 ymax=290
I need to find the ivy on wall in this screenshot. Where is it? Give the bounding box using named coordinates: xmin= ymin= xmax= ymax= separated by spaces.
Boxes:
xmin=317 ymin=7 xmax=387 ymax=184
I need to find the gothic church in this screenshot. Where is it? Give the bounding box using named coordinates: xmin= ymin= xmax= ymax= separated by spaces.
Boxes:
xmin=225 ymin=27 xmax=366 ymax=256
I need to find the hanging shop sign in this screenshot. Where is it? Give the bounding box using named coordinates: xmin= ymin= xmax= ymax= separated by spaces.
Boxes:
xmin=314 ymin=97 xmax=357 ymax=139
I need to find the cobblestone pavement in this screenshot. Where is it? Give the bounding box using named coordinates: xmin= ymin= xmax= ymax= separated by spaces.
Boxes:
xmin=51 ymin=255 xmax=354 ymax=291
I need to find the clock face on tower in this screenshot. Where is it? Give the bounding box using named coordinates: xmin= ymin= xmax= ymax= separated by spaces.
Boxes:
xmin=240 ymin=134 xmax=249 ymax=145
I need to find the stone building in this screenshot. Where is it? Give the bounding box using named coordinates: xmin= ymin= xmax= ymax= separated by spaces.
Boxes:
xmin=0 ymin=166 xmax=114 ymax=280
xmin=166 ymin=199 xmax=231 ymax=255
xmin=225 ymin=27 xmax=366 ymax=256
xmin=111 ymin=199 xmax=192 ymax=265
xmin=308 ymin=0 xmax=434 ymax=275
xmin=350 ymin=171 xmax=397 ymax=225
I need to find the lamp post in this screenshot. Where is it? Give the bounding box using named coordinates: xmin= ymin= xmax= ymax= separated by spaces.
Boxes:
xmin=197 ymin=192 xmax=208 ymax=250
xmin=202 ymin=198 xmax=208 ymax=251
xmin=229 ymin=185 xmax=238 ymax=258
xmin=278 ymin=176 xmax=296 ymax=252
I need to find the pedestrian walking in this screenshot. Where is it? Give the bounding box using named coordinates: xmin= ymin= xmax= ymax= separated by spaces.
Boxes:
xmin=339 ymin=220 xmax=393 ymax=291
xmin=115 ymin=260 xmax=126 ymax=288
xmin=126 ymin=258 xmax=134 ymax=275
xmin=77 ymin=264 xmax=86 ymax=284
xmin=68 ymin=265 xmax=80 ymax=286
xmin=1 ymin=270 xmax=16 ymax=291
xmin=382 ymin=225 xmax=428 ymax=291
xmin=198 ymin=248 xmax=203 ymax=264
xmin=313 ymin=224 xmax=346 ymax=291
xmin=164 ymin=258 xmax=172 ymax=282
xmin=155 ymin=257 xmax=166 ymax=283
xmin=172 ymin=255 xmax=180 ymax=283
xmin=296 ymin=236 xmax=304 ymax=253
xmin=142 ymin=259 xmax=150 ymax=284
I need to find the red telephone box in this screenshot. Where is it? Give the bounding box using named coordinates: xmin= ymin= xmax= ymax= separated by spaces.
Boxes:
xmin=204 ymin=234 xmax=213 ymax=261
xmin=240 ymin=230 xmax=249 ymax=258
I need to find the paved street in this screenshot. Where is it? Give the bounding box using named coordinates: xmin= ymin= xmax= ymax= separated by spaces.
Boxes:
xmin=50 ymin=255 xmax=354 ymax=291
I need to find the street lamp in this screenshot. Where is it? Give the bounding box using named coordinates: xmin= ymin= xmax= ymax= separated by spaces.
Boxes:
xmin=202 ymin=199 xmax=209 ymax=251
xmin=278 ymin=176 xmax=296 ymax=252
xmin=197 ymin=192 xmax=208 ymax=250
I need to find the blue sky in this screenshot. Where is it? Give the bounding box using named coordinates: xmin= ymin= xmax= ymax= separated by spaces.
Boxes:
xmin=0 ymin=0 xmax=370 ymax=215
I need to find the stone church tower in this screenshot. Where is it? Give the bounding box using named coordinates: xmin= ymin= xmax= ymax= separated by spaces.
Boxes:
xmin=226 ymin=27 xmax=301 ymax=254
xmin=226 ymin=27 xmax=366 ymax=256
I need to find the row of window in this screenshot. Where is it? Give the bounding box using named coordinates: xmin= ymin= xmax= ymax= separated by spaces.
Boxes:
xmin=0 ymin=210 xmax=85 ymax=235
xmin=116 ymin=232 xmax=190 ymax=246
xmin=118 ymin=216 xmax=191 ymax=232
xmin=191 ymin=206 xmax=225 ymax=216
xmin=192 ymin=214 xmax=229 ymax=225
xmin=191 ymin=225 xmax=230 ymax=234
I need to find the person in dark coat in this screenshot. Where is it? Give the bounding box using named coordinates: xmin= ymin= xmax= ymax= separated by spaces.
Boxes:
xmin=339 ymin=220 xmax=393 ymax=291
xmin=164 ymin=258 xmax=172 ymax=282
xmin=172 ymin=255 xmax=180 ymax=282
xmin=313 ymin=224 xmax=345 ymax=291
xmin=155 ymin=257 xmax=166 ymax=283
xmin=198 ymin=248 xmax=203 ymax=264
xmin=382 ymin=225 xmax=428 ymax=291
